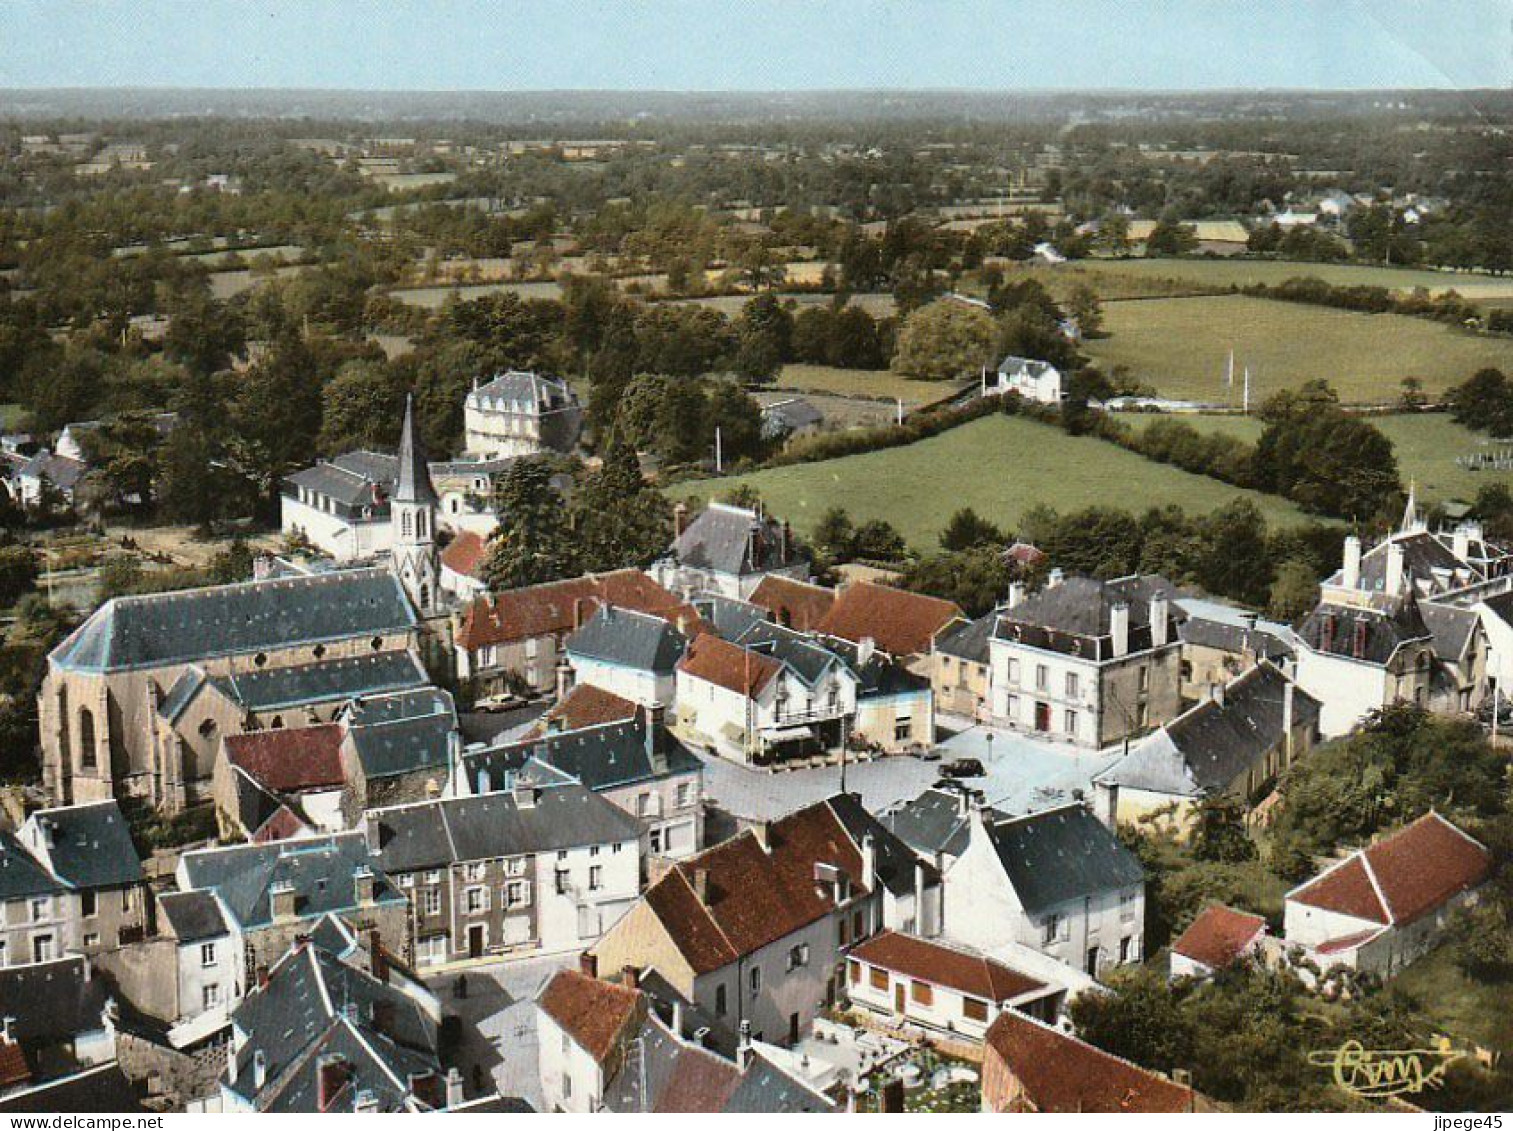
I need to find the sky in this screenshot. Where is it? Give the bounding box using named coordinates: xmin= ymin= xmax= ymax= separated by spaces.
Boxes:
xmin=0 ymin=0 xmax=1507 ymax=92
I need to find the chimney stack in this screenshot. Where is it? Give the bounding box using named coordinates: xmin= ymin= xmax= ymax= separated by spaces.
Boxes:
xmin=579 ymin=952 xmax=598 ymax=979
xmin=1110 ymin=602 xmax=1130 ymax=658
xmin=254 ymin=1050 xmax=268 ymax=1092
xmin=445 ymin=1066 xmax=465 ymax=1109
xmin=1047 ymin=568 xmax=1064 ymax=589
xmin=1342 ymin=535 xmax=1362 ymax=590
xmin=1008 ymin=580 xmax=1025 ymax=608
xmin=861 ymin=833 xmax=878 ymax=894
xmin=1149 ymin=592 xmax=1169 ymax=648
xmin=1453 ymin=523 xmax=1472 ymax=562
xmin=1385 ymin=539 xmax=1406 ymax=597
xmin=737 ymin=1021 xmax=753 ymax=1070
xmin=621 ymin=965 xmax=639 ymax=991
xmin=1210 ymin=680 xmax=1226 ymax=708
xmin=673 ymin=501 xmax=689 ymax=538
xmin=1283 ymin=677 xmax=1296 ymax=764
xmin=368 ymin=928 xmax=388 ymax=983
xmin=353 ymin=864 xmax=375 ymax=907
xmin=692 ymin=867 xmax=710 ymax=903
xmin=270 ymin=879 xmax=297 ymax=923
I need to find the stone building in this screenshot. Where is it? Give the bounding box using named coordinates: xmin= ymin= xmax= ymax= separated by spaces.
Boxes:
xmin=463 ymin=370 xmax=582 ymax=459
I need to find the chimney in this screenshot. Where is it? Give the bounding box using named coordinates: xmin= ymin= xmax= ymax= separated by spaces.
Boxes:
xmin=368 ymin=929 xmax=388 ymax=983
xmin=1093 ymin=778 xmax=1119 ymax=830
xmin=1047 ymin=568 xmax=1064 ymax=588
xmin=673 ymin=501 xmax=689 ymax=538
xmin=621 ymin=965 xmax=639 ymax=991
xmin=671 ymin=996 xmax=685 ymax=1038
xmin=1008 ymin=580 xmax=1025 ymax=608
xmin=353 ymin=864 xmax=375 ymax=907
xmin=691 ymin=867 xmax=710 ymax=903
xmin=256 ymin=964 xmax=270 ymax=989
xmin=913 ymin=861 xmax=929 ymax=935
xmin=780 ymin=520 xmax=792 ymax=564
xmin=555 ymin=659 xmax=572 ymax=702
xmin=1110 ymin=602 xmax=1130 ymax=658
xmin=1385 ymin=540 xmax=1406 ymax=596
xmin=445 ymin=1067 xmax=465 ymax=1109
xmin=1209 ymin=680 xmax=1226 ymax=708
xmin=861 ymin=834 xmax=877 ymax=894
xmin=644 ymin=703 xmax=668 ymax=773
xmin=1342 ymin=535 xmax=1362 ymax=590
xmin=1150 ymin=592 xmax=1169 ymax=648
xmin=1454 ymin=524 xmax=1472 ymax=562
xmin=1283 ymin=678 xmax=1296 ymax=764
xmin=737 ymin=1021 xmax=753 ymax=1070
xmin=270 ymin=879 xmax=297 ymax=923
xmin=957 ymin=787 xmax=974 ymax=818
xmin=253 ymin=1049 xmax=268 ymax=1092
xmin=579 ymin=952 xmax=598 ymax=979
xmin=857 ymin=636 xmax=875 ymax=667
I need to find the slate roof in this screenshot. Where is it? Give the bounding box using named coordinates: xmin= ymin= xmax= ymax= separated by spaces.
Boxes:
xmin=1331 ymin=531 xmax=1482 ymax=596
xmin=849 ymin=930 xmax=1049 ymax=1003
xmin=366 ymin=776 xmax=641 ymax=873
xmin=19 ymin=450 xmax=89 ymax=493
xmin=824 ymin=636 xmax=932 ymax=703
xmin=51 ymin=569 xmax=417 ymax=673
xmin=984 ymin=1012 xmax=1195 ymax=1113
xmin=0 ymin=958 xmax=108 ymax=1052
xmin=665 ymin=504 xmax=799 ymax=578
xmin=676 ymin=632 xmax=782 ymax=697
xmin=1420 ymin=602 xmax=1480 ymax=662
xmin=759 ymin=397 xmax=824 ymax=435
xmin=466 ymin=718 xmax=701 ymax=795
xmin=981 ymin=804 xmax=1145 ymax=915
xmin=883 ymin=787 xmax=999 ymax=861
xmin=225 ymin=725 xmax=346 ymax=793
xmin=0 ymin=832 xmax=67 ymax=901
xmin=737 ymin=620 xmax=843 ymax=687
xmin=285 ymin=459 xmax=388 ymax=509
xmin=456 ymin=569 xmax=686 ymax=651
xmin=1171 ymin=904 xmax=1266 ymax=970
xmin=747 ymin=575 xmax=835 ymax=633
xmin=342 ymin=688 xmax=456 ymax=781
xmin=1288 ymin=812 xmax=1492 ymax=928
xmin=213 ymin=650 xmax=429 ymax=713
xmin=537 ymin=969 xmax=643 ymax=1066
xmin=567 ymin=605 xmax=688 ymax=673
xmin=994 ymin=574 xmax=1179 ymax=660
xmin=934 ymin=612 xmax=995 ymax=665
xmin=1095 ymin=664 xmax=1320 ymax=799
xmin=27 ymin=801 xmax=143 ymax=890
xmin=158 ymin=889 xmax=230 ymax=944
xmin=0 ymin=1063 xmax=146 ymax=1114
xmin=467 ymin=370 xmax=575 ymax=412
xmin=179 ymin=833 xmax=405 ymax=930
xmin=689 ymin=592 xmax=768 ymax=641
xmin=624 ymin=795 xmax=934 ymax=974
xmin=225 ymin=942 xmax=441 ymax=1113
xmin=815 ymin=581 xmax=962 ymax=658
xmin=1295 ymin=596 xmax=1432 ymax=665
xmin=393 ymin=394 xmax=437 ymax=506
xmin=1174 ymin=599 xmax=1294 ymax=663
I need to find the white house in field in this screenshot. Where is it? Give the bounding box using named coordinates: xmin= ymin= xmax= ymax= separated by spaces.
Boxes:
xmin=989 ymin=356 xmax=1063 ymax=404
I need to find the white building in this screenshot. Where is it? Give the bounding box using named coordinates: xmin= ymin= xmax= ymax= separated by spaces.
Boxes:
xmin=156 ymin=890 xmax=242 ymax=1045
xmin=652 ymin=503 xmax=810 ymax=600
xmin=989 ymin=356 xmax=1063 ymax=404
xmin=463 ymin=370 xmax=582 ymax=459
xmin=565 ymin=605 xmax=689 ymax=708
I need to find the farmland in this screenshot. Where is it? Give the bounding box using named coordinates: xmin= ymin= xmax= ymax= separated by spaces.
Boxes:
xmin=773 ymin=364 xmax=960 ymax=406
xmin=1081 ymin=294 xmax=1513 ymax=405
xmin=1077 ymin=257 xmax=1513 ymax=302
xmin=677 ymin=413 xmax=1315 ymax=550
xmin=1122 ymin=410 xmax=1513 ymax=506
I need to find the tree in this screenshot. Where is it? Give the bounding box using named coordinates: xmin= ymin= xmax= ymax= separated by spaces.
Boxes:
xmin=1268 ymin=558 xmax=1320 ymax=622
xmin=1145 ymin=219 xmax=1198 ymax=256
xmin=850 ymin=519 xmax=908 ymax=562
xmin=572 ymin=438 xmax=671 ymax=571
xmin=811 ymin=506 xmax=856 ymax=561
xmin=1190 ymin=796 xmax=1258 ymax=864
xmin=319 ymin=359 xmax=407 ymax=454
xmin=1447 ymin=368 xmax=1513 ymax=437
xmin=891 ymin=299 xmax=997 ymax=382
xmin=480 ymin=460 xmax=577 ymax=590
xmin=939 ymin=507 xmax=1003 ymax=552
xmin=901 ymin=547 xmax=1013 ymax=617
xmin=0 ymin=545 xmax=36 ymax=607
xmin=1252 ymin=382 xmax=1400 ymax=520
xmin=1066 ymin=283 xmax=1104 ymax=338
xmin=77 ymin=411 xmax=168 ymax=514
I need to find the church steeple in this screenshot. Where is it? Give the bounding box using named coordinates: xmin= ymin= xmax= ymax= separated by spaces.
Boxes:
xmin=391 ymin=394 xmax=439 ymax=615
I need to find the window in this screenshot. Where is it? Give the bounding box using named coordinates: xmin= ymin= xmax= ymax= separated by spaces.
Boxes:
xmin=1138 ymin=666 xmax=1150 ymax=693
xmin=893 ymin=717 xmax=912 ymax=742
xmin=588 ymin=866 xmax=603 ymax=891
xmin=561 ymin=1073 xmax=572 ymax=1100
xmin=425 ymin=870 xmax=443 ymax=884
xmin=848 ymin=961 xmax=861 ymax=984
xmin=676 ymin=782 xmax=695 ymax=808
xmin=423 ymin=889 xmax=442 ymax=916
xmin=82 ymin=932 xmax=99 ymax=948
xmin=525 ymin=638 xmax=540 ymax=661
xmin=963 ymin=997 xmax=988 ymax=1023
xmin=749 ymin=966 xmax=761 ymax=997
xmin=78 ymin=707 xmax=96 ymax=770
xmin=465 ymin=887 xmax=488 ymax=914
xmin=506 ymin=857 xmax=527 ymax=877
xmin=715 ymin=984 xmax=727 ymax=1016
xmin=0 ymin=940 xmax=6 ymax=967
xmin=33 ymin=936 xmax=54 ymax=963
xmin=1120 ymin=890 xmax=1137 ymax=923
xmin=1120 ymin=936 xmax=1134 ymax=963
xmin=648 ymin=827 xmax=664 ymax=855
xmin=1007 ymin=659 xmax=1020 ymax=685
xmin=555 ymin=870 xmax=569 ymax=895
xmin=198 ymin=718 xmax=217 ymax=739
xmin=636 ymin=793 xmax=650 ymax=817
xmin=465 ymin=862 xmax=486 ymax=881
xmin=589 ymin=845 xmax=600 ymax=857
xmin=910 ymin=980 xmax=933 ymax=1006
xmin=505 ymin=880 xmax=531 ymax=908
xmin=869 ymin=966 xmax=889 ymax=991
xmin=399 ymin=874 xmax=415 ymax=889
xmin=29 ymin=897 xmax=49 ymax=923
xmin=313 ymin=644 xmax=326 ymax=660
xmin=1035 ymin=664 xmax=1048 ymax=691
xmin=254 ymin=652 xmax=268 ymax=668
xmin=1042 ymin=914 xmax=1062 ymax=945
xmin=1064 ymin=709 xmax=1078 ymax=736
xmin=81 ymin=890 xmax=96 ymax=918
xmin=200 ymin=942 xmax=217 ymax=968
xmin=837 ymin=917 xmax=850 ymax=947
xmin=787 ymin=943 xmax=809 ymax=970
xmin=202 ymin=984 xmax=221 ymax=1010
xmin=1065 ymin=671 xmax=1079 ymax=698
xmin=853 ymin=910 xmax=865 ymax=938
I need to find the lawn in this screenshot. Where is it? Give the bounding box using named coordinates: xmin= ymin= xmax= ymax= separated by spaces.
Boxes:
xmin=677 ymin=414 xmax=1315 ymax=550
xmin=1122 ymin=411 xmax=1513 ymax=506
xmin=1082 ymin=294 xmax=1513 ymax=405
xmin=1392 ymin=946 xmax=1513 ymax=1054
xmin=773 ymin=364 xmax=960 ymax=406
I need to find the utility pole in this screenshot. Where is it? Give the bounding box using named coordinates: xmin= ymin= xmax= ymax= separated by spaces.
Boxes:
xmin=714 ymin=427 xmax=723 ymax=473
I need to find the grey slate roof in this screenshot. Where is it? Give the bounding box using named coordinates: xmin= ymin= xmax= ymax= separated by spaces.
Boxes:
xmin=51 ymin=568 xmax=417 ymax=673
xmin=567 ymin=606 xmax=687 ymax=673
xmin=667 ymin=504 xmax=798 ymax=578
xmin=983 ymin=804 xmax=1144 ymax=915
xmin=883 ymin=787 xmax=1001 ymax=861
xmin=935 ymin=613 xmax=995 ymax=665
xmin=285 ymin=459 xmax=387 ymax=509
xmin=179 ymin=833 xmax=405 ymax=930
xmin=342 ymin=687 xmax=456 ymax=781
xmin=366 ymin=774 xmax=641 ymax=873
xmin=760 ymin=398 xmax=824 ymax=437
xmin=824 ymin=636 xmax=931 ymax=702
xmin=467 ymin=370 xmax=575 ymax=412
xmin=464 ymin=718 xmax=700 ymax=795
xmin=28 ymin=801 xmax=143 ymax=889
xmin=158 ymin=665 xmax=213 ymax=722
xmin=0 ymin=958 xmax=108 ymax=1050
xmin=19 ymin=450 xmax=89 ymax=493
xmin=0 ymin=1063 xmax=147 ymax=1114
xmin=824 ymin=792 xmax=939 ymax=899
xmin=1332 ymin=531 xmax=1482 ymax=595
xmin=1096 ymin=663 xmax=1321 ymax=798
xmin=226 ymin=942 xmax=439 ymax=1113
xmin=0 ymin=832 xmax=67 ymax=901
xmin=994 ymin=574 xmax=1179 ymax=660
xmin=215 ymin=650 xmax=429 ymax=713
xmin=158 ymin=890 xmax=229 ymax=943
xmin=691 ymin=593 xmax=769 ymax=642
xmin=738 ymin=620 xmax=842 ymax=687
xmin=1421 ymin=602 xmax=1480 ymax=663
xmin=393 ymin=394 xmax=437 ymax=506
xmin=1296 ymin=596 xmax=1432 ymax=665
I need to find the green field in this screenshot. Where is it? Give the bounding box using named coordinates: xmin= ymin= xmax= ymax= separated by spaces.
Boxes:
xmin=679 ymin=414 xmax=1315 ymax=550
xmin=774 ymin=364 xmax=960 ymax=406
xmin=1123 ymin=411 xmax=1513 ymax=506
xmin=1083 ymin=294 xmax=1513 ymax=405
xmin=1081 ymin=257 xmax=1513 ymax=302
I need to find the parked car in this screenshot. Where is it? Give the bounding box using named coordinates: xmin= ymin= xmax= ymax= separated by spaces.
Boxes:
xmin=941 ymin=757 xmax=985 ymax=779
xmin=474 ymin=693 xmax=527 ymax=714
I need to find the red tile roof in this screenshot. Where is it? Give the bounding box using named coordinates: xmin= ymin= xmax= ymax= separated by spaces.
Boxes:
xmin=440 ymin=530 xmax=488 ymax=580
xmin=849 ymin=930 xmax=1048 ymax=1003
xmin=252 ymin=804 xmax=313 ymax=844
xmin=456 ymin=569 xmax=687 ymax=651
xmin=1171 ymin=905 xmax=1266 ymax=970
xmin=545 ymin=684 xmax=640 ymax=731
xmin=650 ymin=1043 xmax=741 ymax=1112
xmin=675 ymin=633 xmax=782 ymax=698
xmin=635 ymin=798 xmax=872 ymax=974
xmin=1290 ymin=812 xmax=1492 ymax=927
xmin=537 ymin=969 xmax=644 ymax=1066
xmin=225 ymin=725 xmax=346 ymax=793
xmin=815 ymin=581 xmax=962 ymax=658
xmin=983 ymin=1012 xmax=1195 ymax=1113
xmin=0 ymin=1036 xmax=30 ymax=1091
xmin=748 ymin=576 xmax=836 ymax=632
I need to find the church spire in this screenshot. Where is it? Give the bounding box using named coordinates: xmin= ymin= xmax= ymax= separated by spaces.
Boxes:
xmin=395 ymin=393 xmax=437 ymax=506
xmin=1399 ymin=478 xmax=1421 ymax=534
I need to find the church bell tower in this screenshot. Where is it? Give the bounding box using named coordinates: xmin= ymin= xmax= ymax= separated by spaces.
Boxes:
xmin=392 ymin=394 xmax=439 ymax=614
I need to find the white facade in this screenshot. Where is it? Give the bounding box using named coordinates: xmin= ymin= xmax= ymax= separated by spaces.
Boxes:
xmin=568 ymin=655 xmax=676 ymax=710
xmin=675 ymin=659 xmax=858 ymax=763
xmin=1293 ymin=648 xmax=1393 ymax=738
xmin=991 ymin=357 xmax=1063 ymax=404
xmin=279 ymin=491 xmax=392 ymax=562
xmin=532 ymin=841 xmax=641 ymax=956
xmin=167 ymin=927 xmax=243 ymax=1044
xmin=990 ymin=644 xmax=1101 ymax=745
xmin=537 ymin=1004 xmax=612 ymax=1113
